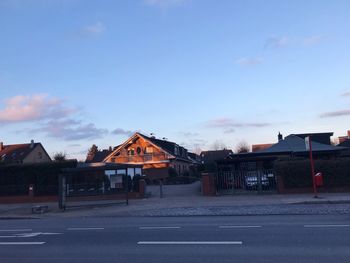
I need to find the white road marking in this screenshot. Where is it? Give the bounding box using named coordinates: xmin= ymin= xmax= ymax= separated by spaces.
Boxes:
xmin=137 ymin=241 xmax=243 ymax=245
xmin=219 ymin=225 xmax=262 ymax=229
xmin=0 ymin=232 xmax=62 ymax=238
xmin=67 ymin=227 xmax=105 ymax=231
xmin=0 ymin=229 xmax=32 ymax=232
xmin=139 ymin=226 xmax=181 ymax=230
xmin=0 ymin=242 xmax=45 ymax=245
xmin=304 ymin=224 xmax=350 ymax=228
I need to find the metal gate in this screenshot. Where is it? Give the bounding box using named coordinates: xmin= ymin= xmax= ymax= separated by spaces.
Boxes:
xmin=216 ymin=169 xmax=277 ymax=194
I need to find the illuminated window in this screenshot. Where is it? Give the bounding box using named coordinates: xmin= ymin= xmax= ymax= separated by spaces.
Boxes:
xmin=128 ymin=148 xmax=135 ymax=156
xmin=145 ymin=147 xmax=153 ymax=154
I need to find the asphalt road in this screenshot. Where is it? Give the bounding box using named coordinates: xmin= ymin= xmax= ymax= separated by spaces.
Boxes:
xmin=1 ymin=215 xmax=350 ymax=263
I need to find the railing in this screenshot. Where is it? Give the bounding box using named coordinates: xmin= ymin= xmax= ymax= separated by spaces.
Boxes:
xmin=114 ymin=153 xmax=168 ymax=163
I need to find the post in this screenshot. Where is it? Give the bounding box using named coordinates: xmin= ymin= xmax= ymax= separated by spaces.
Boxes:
xmin=306 ymin=136 xmax=317 ymax=198
xmin=159 ymin=180 xmax=163 ymax=198
xmin=58 ymin=174 xmax=66 ymax=211
xmin=125 ymin=175 xmax=129 ymax=206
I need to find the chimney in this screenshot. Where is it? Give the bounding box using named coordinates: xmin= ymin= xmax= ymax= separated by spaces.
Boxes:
xmin=348 ymin=130 xmax=350 ymax=138
xmin=278 ymin=132 xmax=283 ymax=141
xmin=30 ymin=139 xmax=35 ymax=148
xmin=0 ymin=142 xmax=3 ymax=151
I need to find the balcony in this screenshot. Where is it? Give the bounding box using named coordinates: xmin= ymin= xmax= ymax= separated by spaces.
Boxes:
xmin=114 ymin=153 xmax=168 ymax=163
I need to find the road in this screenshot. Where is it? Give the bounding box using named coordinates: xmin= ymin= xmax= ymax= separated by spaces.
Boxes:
xmin=1 ymin=215 xmax=350 ymax=263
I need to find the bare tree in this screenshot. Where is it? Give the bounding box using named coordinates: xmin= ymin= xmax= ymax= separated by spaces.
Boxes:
xmin=211 ymin=140 xmax=227 ymax=151
xmin=53 ymin=152 xmax=67 ymax=161
xmin=235 ymin=141 xmax=250 ymax=153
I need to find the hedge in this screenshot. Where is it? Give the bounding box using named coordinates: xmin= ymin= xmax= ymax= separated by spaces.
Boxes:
xmin=0 ymin=161 xmax=77 ymax=196
xmin=274 ymin=158 xmax=350 ymax=189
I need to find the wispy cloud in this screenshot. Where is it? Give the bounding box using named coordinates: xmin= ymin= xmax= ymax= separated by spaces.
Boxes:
xmin=80 ymin=22 xmax=106 ymax=36
xmin=265 ymin=36 xmax=289 ymax=49
xmin=236 ymin=57 xmax=263 ymax=66
xmin=205 ymin=118 xmax=271 ymax=129
xmin=180 ymin=132 xmax=199 ymax=137
xmin=111 ymin=128 xmax=137 ymax=137
xmin=32 ymin=119 xmax=108 ymax=141
xmin=341 ymin=91 xmax=350 ymax=97
xmin=144 ymin=0 xmax=187 ymax=8
xmin=320 ymin=109 xmax=350 ymax=118
xmin=303 ymin=35 xmax=323 ymax=46
xmin=0 ymin=94 xmax=74 ymax=124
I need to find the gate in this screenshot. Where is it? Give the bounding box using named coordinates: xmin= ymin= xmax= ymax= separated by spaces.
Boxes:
xmin=216 ymin=169 xmax=277 ymax=194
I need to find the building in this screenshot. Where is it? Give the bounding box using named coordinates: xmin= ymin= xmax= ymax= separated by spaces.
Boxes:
xmin=0 ymin=140 xmax=51 ymax=164
xmin=216 ymin=132 xmax=347 ymax=193
xmin=103 ymin=133 xmax=194 ymax=181
xmin=200 ymin=149 xmax=233 ymax=172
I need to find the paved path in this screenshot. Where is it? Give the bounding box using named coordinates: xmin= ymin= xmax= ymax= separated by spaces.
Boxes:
xmin=1 ymin=182 xmax=350 ymax=218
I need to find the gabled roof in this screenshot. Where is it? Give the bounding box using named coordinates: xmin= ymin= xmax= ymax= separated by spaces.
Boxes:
xmin=104 ymin=132 xmax=191 ymax=163
xmin=86 ymin=149 xmax=113 ymax=163
xmin=252 ymin=135 xmax=345 ymax=155
xmin=0 ymin=143 xmax=49 ymax=163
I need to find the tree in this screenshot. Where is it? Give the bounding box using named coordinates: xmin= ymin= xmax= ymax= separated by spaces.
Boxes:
xmin=235 ymin=141 xmax=250 ymax=153
xmin=53 ymin=152 xmax=67 ymax=162
xmin=88 ymin=144 xmax=98 ymax=155
xmin=211 ymin=140 xmax=227 ymax=150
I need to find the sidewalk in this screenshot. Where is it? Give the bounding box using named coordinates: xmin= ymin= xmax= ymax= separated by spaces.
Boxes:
xmin=1 ymin=190 xmax=350 ymax=219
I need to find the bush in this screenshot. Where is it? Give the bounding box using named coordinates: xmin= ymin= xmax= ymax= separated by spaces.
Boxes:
xmin=274 ymin=158 xmax=350 ymax=189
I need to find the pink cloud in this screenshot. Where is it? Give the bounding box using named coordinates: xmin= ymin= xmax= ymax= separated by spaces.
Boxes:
xmin=0 ymin=94 xmax=74 ymax=124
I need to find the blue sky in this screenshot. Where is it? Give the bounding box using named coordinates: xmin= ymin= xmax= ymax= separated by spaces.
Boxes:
xmin=0 ymin=0 xmax=350 ymax=159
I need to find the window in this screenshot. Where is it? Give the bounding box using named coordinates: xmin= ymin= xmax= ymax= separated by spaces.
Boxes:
xmin=128 ymin=148 xmax=135 ymax=156
xmin=38 ymin=152 xmax=42 ymax=159
xmin=136 ymin=147 xmax=141 ymax=155
xmin=145 ymin=147 xmax=153 ymax=154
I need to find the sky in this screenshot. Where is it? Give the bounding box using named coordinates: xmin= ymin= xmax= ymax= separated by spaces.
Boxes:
xmin=0 ymin=0 xmax=350 ymax=160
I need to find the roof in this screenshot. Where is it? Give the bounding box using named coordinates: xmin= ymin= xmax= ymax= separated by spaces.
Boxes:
xmin=338 ymin=139 xmax=350 ymax=148
xmin=104 ymin=133 xmax=192 ymax=163
xmin=0 ymin=143 xmax=49 ymax=163
xmin=86 ymin=149 xmax=113 ymax=163
xmin=200 ymin=149 xmax=233 ymax=163
xmin=139 ymin=133 xmax=191 ymax=162
xmin=251 ymin=135 xmax=345 ymax=155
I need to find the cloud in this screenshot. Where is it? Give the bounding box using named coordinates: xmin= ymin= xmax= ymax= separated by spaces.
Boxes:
xmin=320 ymin=109 xmax=350 ymax=118
xmin=81 ymin=22 xmax=106 ymax=36
xmin=144 ymin=0 xmax=187 ymax=8
xmin=236 ymin=57 xmax=263 ymax=66
xmin=181 ymin=132 xmax=199 ymax=137
xmin=0 ymin=94 xmax=74 ymax=124
xmin=111 ymin=128 xmax=136 ymax=137
xmin=32 ymin=119 xmax=108 ymax=141
xmin=265 ymin=36 xmax=289 ymax=49
xmin=303 ymin=35 xmax=323 ymax=46
xmin=224 ymin=128 xmax=235 ymax=134
xmin=205 ymin=118 xmax=271 ymax=129
xmin=341 ymin=91 xmax=350 ymax=97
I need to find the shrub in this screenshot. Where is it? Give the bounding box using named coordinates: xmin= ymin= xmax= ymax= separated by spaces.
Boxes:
xmin=274 ymin=158 xmax=350 ymax=189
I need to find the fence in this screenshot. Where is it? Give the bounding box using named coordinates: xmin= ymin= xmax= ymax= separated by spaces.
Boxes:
xmin=216 ymin=169 xmax=277 ymax=194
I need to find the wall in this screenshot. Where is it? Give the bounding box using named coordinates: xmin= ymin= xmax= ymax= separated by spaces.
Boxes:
xmin=24 ymin=144 xmax=51 ymax=163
